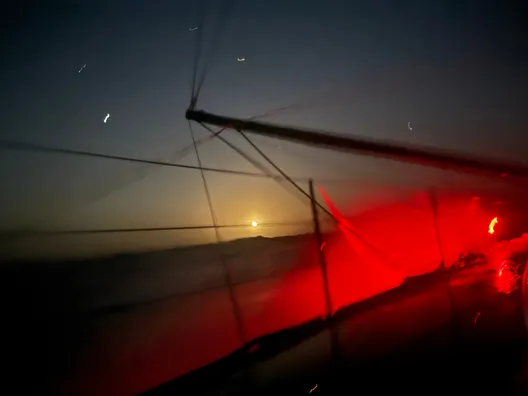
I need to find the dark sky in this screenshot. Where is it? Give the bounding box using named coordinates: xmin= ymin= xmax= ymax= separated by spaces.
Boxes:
xmin=1 ymin=0 xmax=527 ymax=258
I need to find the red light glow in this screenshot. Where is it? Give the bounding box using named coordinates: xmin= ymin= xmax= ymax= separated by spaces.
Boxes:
xmin=495 ymin=260 xmax=520 ymax=294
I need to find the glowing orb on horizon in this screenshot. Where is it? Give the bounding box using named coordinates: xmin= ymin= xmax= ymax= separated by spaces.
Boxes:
xmin=251 ymin=221 xmax=258 ymax=227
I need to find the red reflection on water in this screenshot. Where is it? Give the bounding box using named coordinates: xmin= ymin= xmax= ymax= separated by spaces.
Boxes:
xmin=495 ymin=260 xmax=520 ymax=294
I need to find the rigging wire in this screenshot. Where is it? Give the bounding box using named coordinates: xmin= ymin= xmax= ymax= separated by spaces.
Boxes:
xmin=190 ymin=0 xmax=208 ymax=107
xmin=59 ymin=94 xmax=311 ymax=212
xmin=64 ymin=128 xmax=228 ymax=212
xmin=192 ymin=0 xmax=235 ymax=105
xmin=197 ymin=122 xmax=276 ymax=178
xmin=197 ymin=122 xmax=322 ymax=222
xmin=77 ymin=94 xmax=331 ymax=212
xmin=78 ymin=99 xmax=326 ymax=210
xmin=198 ymin=122 xmax=333 ymax=211
xmin=0 ymin=138 xmax=354 ymax=184
xmin=201 ymin=84 xmax=399 ymax=265
xmin=0 ymin=221 xmax=310 ymax=237
xmin=196 ymin=122 xmax=336 ymax=233
xmin=35 ymin=81 xmax=359 ymax=213
xmin=0 ymin=220 xmax=313 ymax=239
xmin=0 ymin=138 xmax=285 ymax=180
xmin=249 ymin=136 xmax=333 ymax=169
xmin=82 ymin=95 xmax=336 ymax=208
xmin=236 ymin=130 xmax=330 ymax=215
xmin=58 ymin=92 xmax=314 ymax=212
xmin=188 ymin=119 xmax=246 ymax=345
xmin=188 ymin=120 xmax=220 ymax=229
xmin=25 ymin=87 xmax=345 ymax=214
xmin=250 ymin=87 xmax=354 ymax=120
xmin=88 ymin=80 xmax=355 ymax=212
xmin=233 ymin=129 xmax=404 ymax=268
xmin=0 ymin=135 xmax=421 ymax=267
xmin=198 ymin=124 xmax=316 ymax=220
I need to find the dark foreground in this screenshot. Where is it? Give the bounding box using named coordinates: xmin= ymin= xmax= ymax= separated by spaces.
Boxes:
xmin=145 ymin=266 xmax=528 ymax=395
xmin=1 ymin=259 xmax=527 ymax=395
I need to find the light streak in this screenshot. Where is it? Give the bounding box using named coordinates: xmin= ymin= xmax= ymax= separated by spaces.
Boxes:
xmin=488 ymin=217 xmax=498 ymax=235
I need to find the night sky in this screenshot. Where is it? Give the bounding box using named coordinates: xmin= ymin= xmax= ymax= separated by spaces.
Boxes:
xmin=1 ymin=1 xmax=527 ymax=258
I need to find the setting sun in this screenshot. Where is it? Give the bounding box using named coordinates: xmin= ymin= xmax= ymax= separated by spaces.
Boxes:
xmin=251 ymin=221 xmax=258 ymax=227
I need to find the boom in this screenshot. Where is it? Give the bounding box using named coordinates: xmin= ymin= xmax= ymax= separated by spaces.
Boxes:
xmin=186 ymin=108 xmax=528 ymax=178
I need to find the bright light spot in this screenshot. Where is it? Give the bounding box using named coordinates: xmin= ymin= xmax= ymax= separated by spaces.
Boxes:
xmin=104 ymin=113 xmax=110 ymax=123
xmin=489 ymin=217 xmax=498 ymax=234
xmin=237 ymin=57 xmax=246 ymax=62
xmin=251 ymin=221 xmax=258 ymax=227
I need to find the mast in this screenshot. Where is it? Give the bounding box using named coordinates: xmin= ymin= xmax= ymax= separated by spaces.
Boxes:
xmin=186 ymin=108 xmax=528 ymax=178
